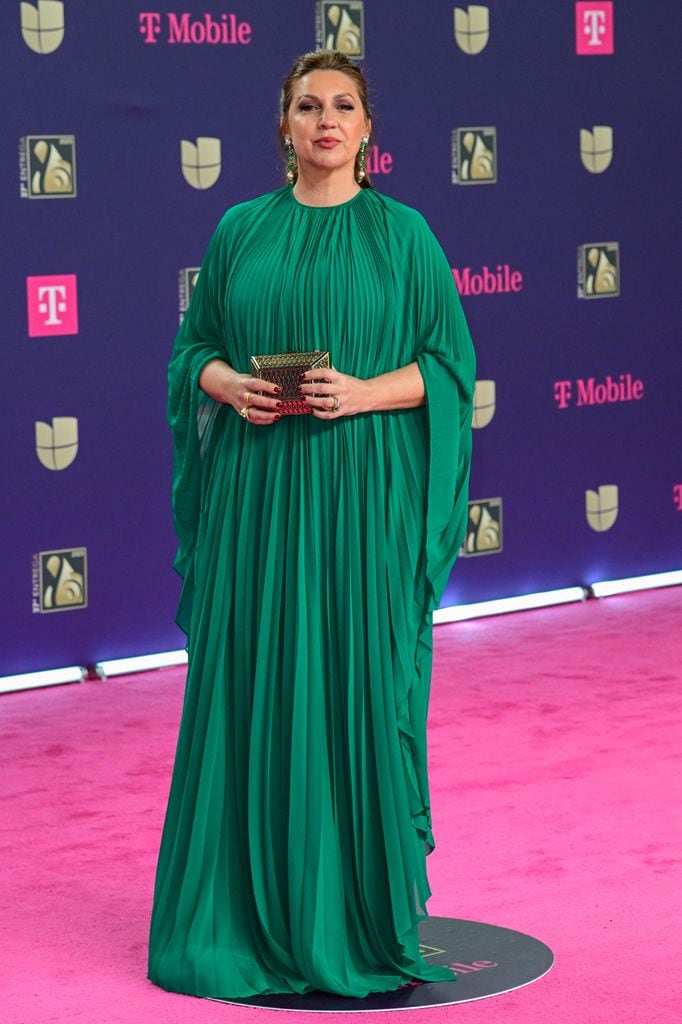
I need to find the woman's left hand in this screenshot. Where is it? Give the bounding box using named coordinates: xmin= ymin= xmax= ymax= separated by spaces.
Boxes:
xmin=299 ymin=366 xmax=370 ymax=419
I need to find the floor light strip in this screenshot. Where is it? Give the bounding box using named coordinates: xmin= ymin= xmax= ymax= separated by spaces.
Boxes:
xmin=0 ymin=665 xmax=85 ymax=695
xmin=434 ymin=586 xmax=586 ymax=624
xmin=96 ymin=649 xmax=188 ymax=677
xmin=590 ymin=568 xmax=682 ymax=598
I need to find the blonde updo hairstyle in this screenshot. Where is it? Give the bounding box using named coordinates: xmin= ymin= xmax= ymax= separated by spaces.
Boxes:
xmin=279 ymin=49 xmax=373 ymax=188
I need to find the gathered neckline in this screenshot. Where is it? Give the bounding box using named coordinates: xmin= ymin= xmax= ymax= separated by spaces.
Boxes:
xmin=289 ymin=187 xmax=368 ymax=211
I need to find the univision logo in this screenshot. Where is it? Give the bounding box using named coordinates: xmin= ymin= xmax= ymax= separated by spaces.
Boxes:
xmin=454 ymin=5 xmax=490 ymax=54
xmin=453 ymin=264 xmax=522 ymax=296
xmin=35 ymin=416 xmax=79 ymax=470
xmin=580 ymin=125 xmax=613 ymax=173
xmin=20 ymin=0 xmax=65 ymax=54
xmin=472 ymin=380 xmax=496 ymax=428
xmin=585 ymin=485 xmax=618 ymax=532
xmin=181 ymin=138 xmax=221 ymax=189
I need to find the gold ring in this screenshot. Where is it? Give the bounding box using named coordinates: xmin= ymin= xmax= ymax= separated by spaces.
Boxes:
xmin=239 ymin=406 xmax=250 ymax=420
xmin=332 ymin=396 xmax=340 ymax=413
xmin=245 ymin=391 xmax=253 ymax=406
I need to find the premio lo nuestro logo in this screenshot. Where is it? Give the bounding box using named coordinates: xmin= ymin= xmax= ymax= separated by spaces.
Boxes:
xmin=26 ymin=274 xmax=78 ymax=336
xmin=181 ymin=138 xmax=221 ymax=189
xmin=138 ymin=12 xmax=252 ymax=45
xmin=20 ymin=1 xmax=64 ymax=54
xmin=580 ymin=125 xmax=613 ymax=173
xmin=585 ymin=485 xmax=618 ymax=532
xmin=577 ymin=242 xmax=619 ymax=298
xmin=32 ymin=548 xmax=87 ymax=613
xmin=463 ymin=498 xmax=502 ymax=555
xmin=472 ymin=380 xmax=496 ymax=428
xmin=452 ymin=128 xmax=497 ymax=184
xmin=179 ymin=267 xmax=200 ymax=321
xmin=20 ymin=135 xmax=76 ymax=198
xmin=317 ymin=2 xmax=364 ymax=58
xmin=35 ymin=417 xmax=79 ymax=470
xmin=454 ymin=5 xmax=490 ymax=55
xmin=575 ymin=2 xmax=614 ymax=55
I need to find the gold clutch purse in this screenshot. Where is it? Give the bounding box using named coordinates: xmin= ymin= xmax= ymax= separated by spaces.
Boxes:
xmin=250 ymin=350 xmax=330 ymax=415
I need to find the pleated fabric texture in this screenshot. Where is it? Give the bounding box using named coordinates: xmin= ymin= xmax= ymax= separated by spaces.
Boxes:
xmin=148 ymin=187 xmax=475 ymax=999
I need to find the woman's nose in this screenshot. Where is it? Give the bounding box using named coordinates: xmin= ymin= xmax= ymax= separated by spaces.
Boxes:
xmin=319 ymin=109 xmax=337 ymax=128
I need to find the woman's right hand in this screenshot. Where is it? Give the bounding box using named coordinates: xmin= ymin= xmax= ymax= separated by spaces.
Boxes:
xmin=198 ymin=359 xmax=282 ymax=426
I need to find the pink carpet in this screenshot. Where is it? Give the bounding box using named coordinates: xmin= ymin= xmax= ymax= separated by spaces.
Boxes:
xmin=2 ymin=588 xmax=681 ymax=1023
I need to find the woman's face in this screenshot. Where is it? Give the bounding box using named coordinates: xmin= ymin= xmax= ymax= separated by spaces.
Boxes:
xmin=284 ymin=70 xmax=370 ymax=182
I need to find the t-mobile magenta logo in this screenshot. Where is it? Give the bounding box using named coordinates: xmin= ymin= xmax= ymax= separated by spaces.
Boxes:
xmin=138 ymin=12 xmax=252 ymax=45
xmin=575 ymin=2 xmax=614 ymax=54
xmin=27 ymin=274 xmax=78 ymax=336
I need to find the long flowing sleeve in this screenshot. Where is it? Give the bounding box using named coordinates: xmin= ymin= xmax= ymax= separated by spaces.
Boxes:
xmin=167 ymin=216 xmax=230 ymax=636
xmin=413 ymin=216 xmax=475 ymax=609
xmin=388 ymin=208 xmax=475 ymax=860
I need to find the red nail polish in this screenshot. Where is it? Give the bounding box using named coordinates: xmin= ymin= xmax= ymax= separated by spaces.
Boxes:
xmin=274 ymin=414 xmax=282 ymax=421
xmin=276 ymin=401 xmax=284 ymax=408
xmin=274 ymin=386 xmax=282 ymax=394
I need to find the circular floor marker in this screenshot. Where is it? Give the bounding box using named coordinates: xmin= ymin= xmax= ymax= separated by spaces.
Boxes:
xmin=206 ymin=916 xmax=554 ymax=1012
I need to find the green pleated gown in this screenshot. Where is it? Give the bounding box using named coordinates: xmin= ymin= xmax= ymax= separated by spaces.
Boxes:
xmin=147 ymin=186 xmax=475 ymax=999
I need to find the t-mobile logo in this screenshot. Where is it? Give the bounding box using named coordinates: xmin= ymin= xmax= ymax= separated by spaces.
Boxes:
xmin=27 ymin=274 xmax=79 ymax=336
xmin=583 ymin=10 xmax=606 ymax=46
xmin=575 ymin=2 xmax=614 ymax=55
xmin=38 ymin=285 xmax=67 ymax=324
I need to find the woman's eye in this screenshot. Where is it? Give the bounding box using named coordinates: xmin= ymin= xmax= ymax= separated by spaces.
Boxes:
xmin=338 ymin=104 xmax=354 ymax=111
xmin=299 ymin=103 xmax=317 ymax=112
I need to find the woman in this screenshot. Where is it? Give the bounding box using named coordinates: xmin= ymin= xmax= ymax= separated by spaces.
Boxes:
xmin=148 ymin=49 xmax=475 ymax=1000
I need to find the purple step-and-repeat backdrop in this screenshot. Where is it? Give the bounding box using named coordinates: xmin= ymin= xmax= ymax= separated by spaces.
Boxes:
xmin=1 ymin=2 xmax=680 ymax=676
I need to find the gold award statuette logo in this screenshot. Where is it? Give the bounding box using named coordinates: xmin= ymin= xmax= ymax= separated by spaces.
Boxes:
xmin=36 ymin=548 xmax=87 ymax=612
xmin=454 ymin=5 xmax=490 ymax=54
xmin=21 ymin=135 xmax=76 ymax=198
xmin=472 ymin=380 xmax=496 ymax=428
xmin=35 ymin=416 xmax=79 ymax=470
xmin=20 ymin=0 xmax=64 ymax=54
xmin=317 ymin=2 xmax=364 ymax=58
xmin=452 ymin=127 xmax=497 ymax=184
xmin=580 ymin=125 xmax=613 ymax=173
xmin=181 ymin=138 xmax=221 ymax=189
xmin=178 ymin=267 xmax=200 ymax=322
xmin=585 ymin=485 xmax=619 ymax=532
xmin=578 ymin=242 xmax=619 ymax=298
xmin=464 ymin=498 xmax=503 ymax=555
